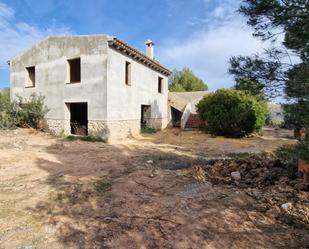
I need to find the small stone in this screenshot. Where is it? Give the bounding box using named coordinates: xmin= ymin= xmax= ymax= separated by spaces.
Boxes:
xmin=266 ymin=206 xmax=280 ymax=217
xmin=146 ymin=160 xmax=153 ymax=164
xmin=103 ymin=217 xmax=112 ymax=223
xmin=281 ymin=202 xmax=293 ymax=211
xmin=231 ymin=171 xmax=241 ymax=181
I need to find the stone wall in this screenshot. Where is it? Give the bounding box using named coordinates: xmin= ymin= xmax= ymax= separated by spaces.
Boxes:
xmin=88 ymin=120 xmax=110 ymax=140
xmin=46 ymin=119 xmax=67 ymax=136
xmin=46 ymin=118 xmax=168 ymax=141
xmin=105 ymin=118 xmax=168 ymax=140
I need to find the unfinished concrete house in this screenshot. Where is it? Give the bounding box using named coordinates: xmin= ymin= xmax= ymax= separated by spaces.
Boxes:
xmin=9 ymin=35 xmax=171 ymax=140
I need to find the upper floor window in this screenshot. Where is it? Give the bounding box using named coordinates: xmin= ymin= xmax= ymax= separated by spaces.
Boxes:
xmin=125 ymin=61 xmax=131 ymax=85
xmin=68 ymin=58 xmax=81 ymax=83
xmin=25 ymin=66 xmax=35 ymax=88
xmin=158 ymin=76 xmax=163 ymax=93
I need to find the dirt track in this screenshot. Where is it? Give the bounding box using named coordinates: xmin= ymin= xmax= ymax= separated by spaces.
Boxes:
xmin=0 ymin=128 xmax=308 ymax=249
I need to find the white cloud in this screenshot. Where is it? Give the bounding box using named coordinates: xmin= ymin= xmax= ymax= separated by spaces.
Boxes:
xmin=0 ymin=2 xmax=72 ymax=69
xmin=158 ymin=0 xmax=270 ymax=90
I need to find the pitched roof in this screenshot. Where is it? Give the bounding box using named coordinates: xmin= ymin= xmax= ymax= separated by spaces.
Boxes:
xmin=168 ymin=92 xmax=189 ymax=112
xmin=108 ymin=38 xmax=171 ymax=76
xmin=169 ymin=91 xmax=210 ymax=113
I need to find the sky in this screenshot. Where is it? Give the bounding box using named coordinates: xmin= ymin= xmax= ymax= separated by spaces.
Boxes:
xmin=0 ymin=0 xmax=269 ymax=90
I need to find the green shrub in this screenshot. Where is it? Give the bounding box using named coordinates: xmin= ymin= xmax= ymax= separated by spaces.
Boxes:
xmin=141 ymin=127 xmax=157 ymax=134
xmin=0 ymin=88 xmax=17 ymax=128
xmin=14 ymin=94 xmax=49 ymax=129
xmin=94 ymin=178 xmax=112 ymax=194
xmin=197 ymin=89 xmax=268 ymax=137
xmin=66 ymin=135 xmax=106 ymax=142
xmin=0 ymin=90 xmax=49 ymax=130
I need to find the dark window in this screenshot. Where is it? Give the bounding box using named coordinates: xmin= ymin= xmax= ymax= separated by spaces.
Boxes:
xmin=68 ymin=58 xmax=81 ymax=83
xmin=26 ymin=66 xmax=35 ymax=87
xmin=158 ymin=76 xmax=163 ymax=93
xmin=125 ymin=61 xmax=131 ymax=85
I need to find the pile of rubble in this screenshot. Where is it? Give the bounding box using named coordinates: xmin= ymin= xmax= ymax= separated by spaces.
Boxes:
xmin=192 ymin=154 xmax=309 ymax=225
xmin=198 ymin=154 xmax=304 ymax=189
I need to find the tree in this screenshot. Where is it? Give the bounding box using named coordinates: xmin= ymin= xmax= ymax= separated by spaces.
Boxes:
xmin=169 ymin=68 xmax=208 ymax=92
xmin=229 ymin=0 xmax=309 ymax=129
xmin=234 ymin=76 xmax=266 ymax=100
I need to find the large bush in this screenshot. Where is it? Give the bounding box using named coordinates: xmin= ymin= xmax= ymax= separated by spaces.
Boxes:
xmin=197 ymin=89 xmax=268 ymax=137
xmin=14 ymin=94 xmax=49 ymax=129
xmin=0 ymin=89 xmax=49 ymax=129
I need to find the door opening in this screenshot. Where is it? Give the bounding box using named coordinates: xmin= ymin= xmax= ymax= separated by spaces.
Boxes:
xmin=141 ymin=105 xmax=151 ymax=128
xmin=171 ymin=107 xmax=182 ymax=127
xmin=69 ymin=102 xmax=88 ymax=135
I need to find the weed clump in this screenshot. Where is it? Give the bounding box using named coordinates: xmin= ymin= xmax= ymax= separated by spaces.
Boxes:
xmin=141 ymin=127 xmax=157 ymax=134
xmin=94 ymin=178 xmax=112 ymax=193
xmin=66 ymin=135 xmax=107 ymax=142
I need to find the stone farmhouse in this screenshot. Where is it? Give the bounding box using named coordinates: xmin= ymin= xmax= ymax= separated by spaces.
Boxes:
xmin=8 ymin=35 xmax=172 ymax=140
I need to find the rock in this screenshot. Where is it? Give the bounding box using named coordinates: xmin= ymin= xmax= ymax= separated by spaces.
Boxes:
xmin=246 ymin=188 xmax=260 ymax=198
xmin=146 ymin=160 xmax=153 ymax=164
xmin=104 ymin=216 xmax=112 ymax=223
xmin=231 ymin=171 xmax=241 ymax=181
xmin=266 ymin=206 xmax=280 ymax=218
xmin=281 ymin=202 xmax=293 ymax=211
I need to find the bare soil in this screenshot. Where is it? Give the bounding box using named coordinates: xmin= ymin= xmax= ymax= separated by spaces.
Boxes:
xmin=0 ymin=128 xmax=308 ymax=249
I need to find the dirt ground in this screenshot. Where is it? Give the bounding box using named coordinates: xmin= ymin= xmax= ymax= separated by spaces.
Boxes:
xmin=0 ymin=128 xmax=308 ymax=249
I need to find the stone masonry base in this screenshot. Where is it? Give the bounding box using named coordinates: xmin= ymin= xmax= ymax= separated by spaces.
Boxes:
xmin=46 ymin=118 xmax=168 ymax=141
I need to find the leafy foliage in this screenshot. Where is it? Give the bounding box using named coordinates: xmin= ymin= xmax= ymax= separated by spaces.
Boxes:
xmin=0 ymin=89 xmax=49 ymax=129
xmin=66 ymin=135 xmax=107 ymax=142
xmin=14 ymin=94 xmax=49 ymax=129
xmin=234 ymin=76 xmax=266 ymax=100
xmin=239 ymin=0 xmax=309 ymax=60
xmin=283 ymin=101 xmax=309 ymax=129
xmin=285 ymin=63 xmax=309 ymax=100
xmin=197 ymin=89 xmax=268 ymax=137
xmin=169 ymin=68 xmax=208 ymax=92
xmin=229 ymin=51 xmax=285 ymax=98
xmin=141 ymin=127 xmax=157 ymax=134
xmin=230 ymin=0 xmax=309 ymax=130
xmin=0 ymin=88 xmax=17 ymax=128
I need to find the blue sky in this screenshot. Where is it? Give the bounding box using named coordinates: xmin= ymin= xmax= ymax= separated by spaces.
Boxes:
xmin=0 ymin=0 xmax=268 ymax=90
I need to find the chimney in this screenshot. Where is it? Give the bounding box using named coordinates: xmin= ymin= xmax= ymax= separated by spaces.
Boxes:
xmin=145 ymin=39 xmax=155 ymax=60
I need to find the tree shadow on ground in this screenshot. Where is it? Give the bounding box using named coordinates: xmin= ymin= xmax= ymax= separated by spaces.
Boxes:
xmin=29 ymin=138 xmax=308 ymax=249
